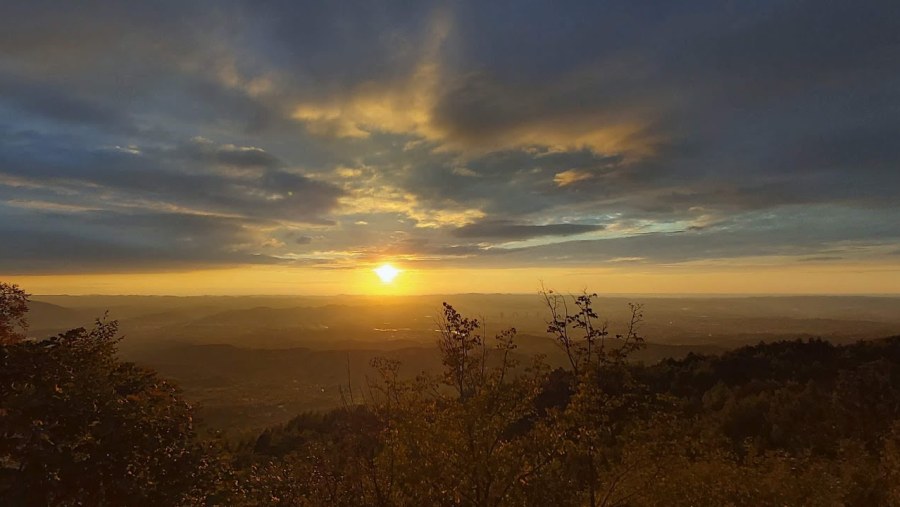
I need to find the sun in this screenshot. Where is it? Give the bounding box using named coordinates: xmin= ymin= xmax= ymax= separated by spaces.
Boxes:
xmin=374 ymin=263 xmax=401 ymax=284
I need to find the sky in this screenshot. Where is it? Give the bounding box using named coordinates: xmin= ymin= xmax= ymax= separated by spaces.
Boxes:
xmin=1 ymin=0 xmax=899 ymax=295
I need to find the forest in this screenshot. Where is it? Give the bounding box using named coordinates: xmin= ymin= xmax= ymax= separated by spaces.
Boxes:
xmin=3 ymin=281 xmax=900 ymax=506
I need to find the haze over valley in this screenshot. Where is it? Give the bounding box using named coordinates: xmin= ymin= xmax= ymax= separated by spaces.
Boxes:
xmin=26 ymin=293 xmax=900 ymax=431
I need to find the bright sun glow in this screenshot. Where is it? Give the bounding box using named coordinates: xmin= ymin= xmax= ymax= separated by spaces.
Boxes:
xmin=374 ymin=264 xmax=401 ymax=284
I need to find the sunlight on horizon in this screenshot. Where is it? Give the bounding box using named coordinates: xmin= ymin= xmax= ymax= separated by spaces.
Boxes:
xmin=374 ymin=263 xmax=401 ymax=284
xmin=5 ymin=261 xmax=900 ymax=296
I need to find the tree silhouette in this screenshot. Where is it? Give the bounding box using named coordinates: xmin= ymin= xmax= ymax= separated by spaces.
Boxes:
xmin=6 ymin=281 xmax=900 ymax=505
xmin=0 ymin=285 xmax=222 ymax=505
xmin=0 ymin=283 xmax=29 ymax=345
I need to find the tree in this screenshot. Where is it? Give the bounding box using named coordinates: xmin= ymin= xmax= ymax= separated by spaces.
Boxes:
xmin=541 ymin=289 xmax=644 ymax=375
xmin=0 ymin=282 xmax=29 ymax=345
xmin=882 ymin=422 xmax=900 ymax=506
xmin=540 ymin=289 xmax=649 ymax=506
xmin=436 ymin=302 xmax=518 ymax=401
xmin=363 ymin=305 xmax=559 ymax=506
xmin=0 ymin=284 xmax=223 ymax=505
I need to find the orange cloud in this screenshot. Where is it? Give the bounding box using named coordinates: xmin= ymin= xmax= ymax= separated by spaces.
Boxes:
xmin=287 ymin=9 xmax=661 ymax=160
xmin=553 ymin=169 xmax=594 ymax=187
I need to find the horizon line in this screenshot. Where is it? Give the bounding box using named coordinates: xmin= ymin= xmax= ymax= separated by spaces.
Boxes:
xmin=31 ymin=292 xmax=900 ymax=298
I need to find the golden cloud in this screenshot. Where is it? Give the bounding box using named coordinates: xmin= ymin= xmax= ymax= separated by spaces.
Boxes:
xmin=291 ymin=10 xmax=448 ymax=140
xmin=553 ymin=169 xmax=594 ymax=187
xmin=336 ymin=184 xmax=484 ymax=228
xmin=287 ymin=10 xmax=660 ymax=159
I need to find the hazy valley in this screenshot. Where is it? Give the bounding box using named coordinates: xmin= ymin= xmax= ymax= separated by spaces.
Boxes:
xmin=26 ymin=294 xmax=900 ymax=432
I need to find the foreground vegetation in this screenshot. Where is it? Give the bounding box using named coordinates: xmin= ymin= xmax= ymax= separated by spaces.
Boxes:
xmin=3 ymin=282 xmax=900 ymax=506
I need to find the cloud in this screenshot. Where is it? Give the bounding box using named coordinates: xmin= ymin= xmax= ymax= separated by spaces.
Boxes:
xmin=479 ymin=206 xmax=900 ymax=267
xmin=275 ymin=4 xmax=666 ymax=158
xmin=0 ymin=132 xmax=346 ymax=272
xmin=288 ymin=6 xmax=449 ymax=141
xmin=335 ymin=184 xmax=486 ymax=228
xmin=0 ymin=133 xmax=343 ymax=224
xmin=0 ymin=209 xmax=280 ymax=274
xmin=0 ymin=73 xmax=132 ymax=130
xmin=177 ymin=137 xmax=282 ymax=171
xmin=553 ymin=169 xmax=594 ymax=187
xmin=1 ymin=0 xmax=899 ymax=274
xmin=453 ymin=220 xmax=605 ymax=241
xmin=390 ymin=146 xmax=627 ymax=218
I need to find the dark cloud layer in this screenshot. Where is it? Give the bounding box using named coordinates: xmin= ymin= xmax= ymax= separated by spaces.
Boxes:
xmin=453 ymin=221 xmax=604 ymax=241
xmin=0 ymin=0 xmax=898 ymax=273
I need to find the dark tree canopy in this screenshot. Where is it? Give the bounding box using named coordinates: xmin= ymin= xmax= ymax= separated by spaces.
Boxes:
xmin=0 ymin=291 xmax=218 ymax=506
xmin=3 ymin=284 xmax=900 ymax=505
xmin=0 ymin=282 xmax=29 ymax=345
